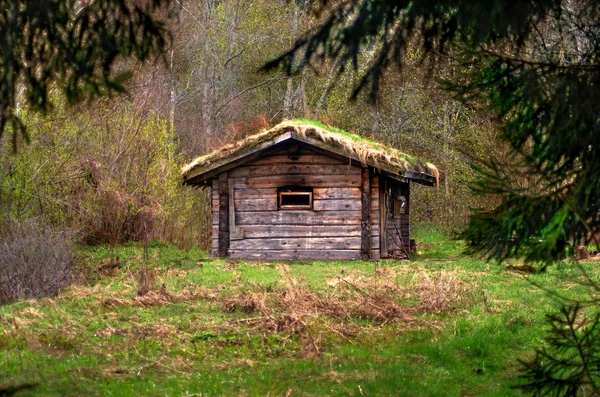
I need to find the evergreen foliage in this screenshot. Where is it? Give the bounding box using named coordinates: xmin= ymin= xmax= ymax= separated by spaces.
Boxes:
xmin=518 ymin=304 xmax=600 ymax=395
xmin=267 ymin=1 xmax=600 ymax=394
xmin=268 ymin=0 xmax=600 ymax=262
xmin=0 ymin=0 xmax=171 ymax=149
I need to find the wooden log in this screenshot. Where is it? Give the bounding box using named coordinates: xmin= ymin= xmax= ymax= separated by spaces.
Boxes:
xmin=234 ymin=188 xmax=277 ymax=199
xmin=242 ymin=225 xmax=362 ymax=238
xmin=230 ymin=237 xmax=361 ymax=251
xmin=249 ymin=154 xmax=347 ymax=166
xmin=405 ymin=181 xmax=411 ymax=250
xmin=229 ymin=197 xmax=361 ymax=212
xmin=217 ymin=172 xmax=230 ymax=257
xmin=313 ymin=199 xmax=361 ymax=211
xmin=235 ymin=211 xmax=361 ymax=226
xmin=229 ymin=249 xmax=362 ymax=260
xmin=232 ymin=174 xmax=360 ymax=189
xmin=371 ymin=249 xmax=381 ymax=261
xmin=229 ymin=179 xmax=244 ymax=240
xmin=370 ymin=174 xmax=380 ymax=260
xmin=211 ymin=185 xmax=219 ymax=244
xmin=379 ymin=178 xmax=387 ymax=256
xmin=234 ymin=198 xmax=278 ymax=212
xmin=313 ymin=187 xmax=361 ymax=200
xmin=361 ymin=168 xmax=372 ymax=259
xmin=229 ymin=164 xmax=357 ymax=178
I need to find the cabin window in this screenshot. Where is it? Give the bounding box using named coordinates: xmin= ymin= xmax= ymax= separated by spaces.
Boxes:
xmin=278 ymin=187 xmax=313 ymax=210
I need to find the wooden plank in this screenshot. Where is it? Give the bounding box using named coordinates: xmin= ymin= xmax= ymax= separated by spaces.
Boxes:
xmin=361 ymin=168 xmax=371 ymax=259
xmin=405 ymin=181 xmax=411 ymax=250
xmin=313 ymin=199 xmax=361 ymax=211
xmin=229 ymin=164 xmax=357 ymax=178
xmin=211 ymin=184 xmax=220 ymax=244
xmin=249 ymin=154 xmax=347 ymax=166
xmin=313 ymin=187 xmax=361 ymax=200
xmin=371 ymin=249 xmax=381 ymax=261
xmin=371 ymin=175 xmax=379 ymax=188
xmin=370 ymin=174 xmax=380 ymax=260
xmin=229 ymin=250 xmax=362 ymax=260
xmin=229 ymin=179 xmax=244 ymax=240
xmin=234 ymin=198 xmax=277 ymax=212
xmin=230 ymin=237 xmax=361 ymax=251
xmin=234 ymin=188 xmax=277 ymax=199
xmin=236 ymin=211 xmax=361 ymax=226
xmin=242 ymin=225 xmax=362 ymax=238
xmin=370 ymin=168 xmax=380 ymax=258
xmin=380 ymin=178 xmax=387 ymax=256
xmin=217 ymin=172 xmax=230 ymax=257
xmin=232 ymin=174 xmax=360 ymax=189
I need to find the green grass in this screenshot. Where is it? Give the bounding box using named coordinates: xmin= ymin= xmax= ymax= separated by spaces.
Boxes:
xmin=1 ymin=223 xmax=598 ymax=396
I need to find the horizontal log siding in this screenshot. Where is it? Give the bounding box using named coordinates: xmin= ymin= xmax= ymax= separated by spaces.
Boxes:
xmin=210 ymin=181 xmax=219 ymax=257
xmin=370 ymin=175 xmax=380 ymax=260
xmin=226 ymin=148 xmax=363 ymax=260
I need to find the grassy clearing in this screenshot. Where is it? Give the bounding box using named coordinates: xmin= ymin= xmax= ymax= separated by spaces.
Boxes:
xmin=1 ymin=224 xmax=599 ymax=396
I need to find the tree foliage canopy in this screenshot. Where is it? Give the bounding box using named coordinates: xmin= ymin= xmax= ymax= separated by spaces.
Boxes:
xmin=0 ymin=0 xmax=171 ymax=149
xmin=268 ymin=0 xmax=600 ymax=263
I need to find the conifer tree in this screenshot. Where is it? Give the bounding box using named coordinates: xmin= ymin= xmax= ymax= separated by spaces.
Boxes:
xmin=0 ymin=0 xmax=172 ymax=149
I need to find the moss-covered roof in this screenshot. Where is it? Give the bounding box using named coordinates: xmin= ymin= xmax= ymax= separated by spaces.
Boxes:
xmin=182 ymin=119 xmax=438 ymax=186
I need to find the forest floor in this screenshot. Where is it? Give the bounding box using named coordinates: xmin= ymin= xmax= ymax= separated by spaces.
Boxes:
xmin=1 ymin=224 xmax=597 ymax=396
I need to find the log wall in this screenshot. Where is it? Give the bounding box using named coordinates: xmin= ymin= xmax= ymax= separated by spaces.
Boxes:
xmin=210 ymin=146 xmax=373 ymax=260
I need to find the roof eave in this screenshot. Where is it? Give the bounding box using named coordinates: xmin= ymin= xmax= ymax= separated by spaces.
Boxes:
xmin=182 ymin=131 xmax=295 ymax=186
xmin=182 ymin=129 xmax=437 ymax=188
xmin=404 ymin=171 xmax=437 ymax=186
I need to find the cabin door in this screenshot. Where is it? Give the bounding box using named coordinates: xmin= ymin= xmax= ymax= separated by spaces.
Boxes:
xmin=380 ymin=179 xmax=410 ymax=259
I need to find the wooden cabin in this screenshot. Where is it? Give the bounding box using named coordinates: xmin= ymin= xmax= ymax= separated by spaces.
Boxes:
xmin=182 ymin=120 xmax=437 ymax=260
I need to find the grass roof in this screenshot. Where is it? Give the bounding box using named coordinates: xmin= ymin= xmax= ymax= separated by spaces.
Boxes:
xmin=182 ymin=119 xmax=438 ymax=184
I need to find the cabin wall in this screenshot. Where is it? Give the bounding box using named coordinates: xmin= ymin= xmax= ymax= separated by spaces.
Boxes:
xmin=370 ymin=174 xmax=380 ymax=260
xmin=211 ymin=179 xmax=219 ymax=257
xmin=211 ymin=147 xmax=375 ymax=260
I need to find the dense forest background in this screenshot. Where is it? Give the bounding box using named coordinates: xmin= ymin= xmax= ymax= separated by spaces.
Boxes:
xmin=0 ymin=0 xmax=502 ymax=250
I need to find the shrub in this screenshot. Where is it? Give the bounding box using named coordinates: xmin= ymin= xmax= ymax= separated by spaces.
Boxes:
xmin=0 ymin=220 xmax=75 ymax=304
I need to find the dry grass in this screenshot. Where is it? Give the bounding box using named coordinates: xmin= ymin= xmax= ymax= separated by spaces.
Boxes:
xmin=213 ymin=265 xmax=473 ymax=356
xmin=410 ymin=271 xmax=471 ymax=313
xmin=182 ymin=120 xmax=438 ymax=183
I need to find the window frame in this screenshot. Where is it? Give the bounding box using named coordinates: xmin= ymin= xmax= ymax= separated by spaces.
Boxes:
xmin=278 ymin=187 xmax=313 ymax=210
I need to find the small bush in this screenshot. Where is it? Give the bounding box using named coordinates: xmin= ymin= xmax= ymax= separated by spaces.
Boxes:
xmin=0 ymin=220 xmax=75 ymax=304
